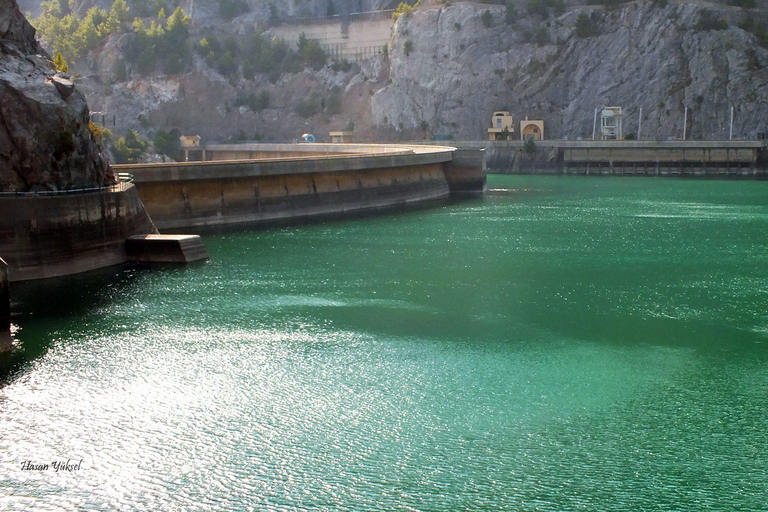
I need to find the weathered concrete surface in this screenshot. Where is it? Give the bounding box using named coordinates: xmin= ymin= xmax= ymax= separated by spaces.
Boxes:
xmin=0 ymin=0 xmax=112 ymax=192
xmin=115 ymin=144 xmax=459 ymax=230
xmin=126 ymin=234 xmax=209 ymax=263
xmin=0 ymin=257 xmax=10 ymax=353
xmin=443 ymin=148 xmax=487 ymax=196
xmin=415 ymin=140 xmax=767 ymax=175
xmin=0 ymin=184 xmax=158 ymax=281
xmin=130 ymin=164 xmax=449 ymax=230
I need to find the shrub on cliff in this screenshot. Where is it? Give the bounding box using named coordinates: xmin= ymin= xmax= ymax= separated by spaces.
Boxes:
xmin=740 ymin=16 xmax=768 ymax=47
xmin=53 ymin=52 xmax=68 ymax=72
xmin=481 ymin=10 xmax=493 ymax=28
xmin=403 ymin=39 xmax=414 ymax=56
xmin=112 ymin=130 xmax=148 ymax=164
xmin=575 ymin=13 xmax=599 ymax=38
xmin=295 ymin=95 xmax=322 ymax=118
xmin=505 ymin=2 xmax=517 ymax=25
xmin=393 ymin=1 xmax=420 ymax=20
xmin=694 ymin=10 xmax=728 ymax=31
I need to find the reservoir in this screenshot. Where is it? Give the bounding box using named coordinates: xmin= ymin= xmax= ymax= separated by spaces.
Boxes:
xmin=2 ymin=174 xmax=768 ymax=510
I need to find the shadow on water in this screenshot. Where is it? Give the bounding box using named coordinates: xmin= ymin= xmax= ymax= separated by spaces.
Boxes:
xmin=0 ymin=263 xmax=164 ymax=383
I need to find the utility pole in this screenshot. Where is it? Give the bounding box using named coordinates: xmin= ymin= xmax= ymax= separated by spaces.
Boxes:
xmin=683 ymin=106 xmax=688 ymax=141
xmin=638 ymin=107 xmax=642 ymax=140
xmin=729 ymin=106 xmax=734 ymax=140
xmin=592 ymin=108 xmax=598 ymax=140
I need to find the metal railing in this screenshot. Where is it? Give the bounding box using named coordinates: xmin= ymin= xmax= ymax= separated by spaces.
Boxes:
xmin=0 ymin=174 xmax=133 ymax=197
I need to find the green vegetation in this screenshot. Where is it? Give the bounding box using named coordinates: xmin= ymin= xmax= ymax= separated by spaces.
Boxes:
xmin=694 ymin=10 xmax=728 ymax=31
xmin=33 ymin=0 xmax=131 ymax=64
xmin=125 ymin=7 xmax=192 ymax=75
xmin=481 ymin=10 xmax=493 ymax=28
xmin=53 ymin=52 xmax=68 ymax=72
xmin=652 ymin=0 xmax=668 ymax=7
xmin=745 ymin=47 xmax=764 ymax=70
xmin=130 ymin=0 xmax=181 ymax=18
xmin=393 ymin=1 xmax=420 ymax=20
xmin=112 ymin=130 xmax=147 ymax=164
xmin=331 ymin=59 xmax=352 ymax=72
xmin=505 ymin=2 xmax=517 ymax=25
xmin=575 ymin=13 xmax=599 ymax=38
xmin=523 ymin=138 xmax=536 ymax=153
xmin=198 ymin=31 xmax=327 ymax=81
xmin=233 ymin=90 xmax=270 ymax=112
xmin=151 ymin=128 xmax=181 ymax=161
xmin=295 ymin=94 xmax=323 ymax=118
xmin=404 ymin=39 xmax=414 ymax=56
xmin=729 ymin=0 xmax=756 ymax=7
xmin=532 ymin=26 xmax=550 ymax=46
xmin=88 ymin=120 xmax=112 ymax=143
xmin=326 ymin=86 xmax=342 ymax=116
xmin=740 ymin=17 xmax=768 ymax=47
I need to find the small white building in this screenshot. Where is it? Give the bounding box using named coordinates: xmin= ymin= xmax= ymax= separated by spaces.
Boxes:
xmin=600 ymin=107 xmax=623 ymax=140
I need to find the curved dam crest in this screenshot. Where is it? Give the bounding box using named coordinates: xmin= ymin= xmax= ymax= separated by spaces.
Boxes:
xmin=114 ymin=143 xmax=486 ymax=231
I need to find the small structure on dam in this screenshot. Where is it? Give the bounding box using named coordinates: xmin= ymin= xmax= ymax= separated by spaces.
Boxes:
xmin=114 ymin=143 xmax=486 ymax=231
xmin=126 ymin=235 xmax=209 ymax=263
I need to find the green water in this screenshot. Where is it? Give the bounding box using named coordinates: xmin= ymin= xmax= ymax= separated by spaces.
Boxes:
xmin=2 ymin=175 xmax=768 ymax=510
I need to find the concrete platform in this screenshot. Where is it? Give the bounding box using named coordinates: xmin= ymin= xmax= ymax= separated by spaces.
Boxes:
xmin=1 ymin=257 xmax=11 ymax=353
xmin=125 ymin=235 xmax=209 ymax=263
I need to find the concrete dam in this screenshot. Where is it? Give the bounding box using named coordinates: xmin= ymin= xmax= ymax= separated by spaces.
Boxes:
xmin=114 ymin=143 xmax=486 ymax=231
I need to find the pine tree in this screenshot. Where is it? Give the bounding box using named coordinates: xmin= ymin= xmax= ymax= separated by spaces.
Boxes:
xmin=53 ymin=52 xmax=68 ymax=72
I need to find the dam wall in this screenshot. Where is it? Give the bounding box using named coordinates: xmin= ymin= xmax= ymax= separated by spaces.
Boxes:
xmin=269 ymin=11 xmax=393 ymax=61
xmin=0 ymin=184 xmax=158 ymax=282
xmin=0 ymin=258 xmax=10 ymax=353
xmin=115 ymin=144 xmax=458 ymax=230
xmin=416 ymin=140 xmax=767 ymax=176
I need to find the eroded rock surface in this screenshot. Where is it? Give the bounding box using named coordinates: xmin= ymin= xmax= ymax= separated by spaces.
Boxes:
xmin=0 ymin=0 xmax=111 ymax=192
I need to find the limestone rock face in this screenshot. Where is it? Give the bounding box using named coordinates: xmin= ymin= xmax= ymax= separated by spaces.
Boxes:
xmin=0 ymin=0 xmax=111 ymax=192
xmin=373 ymin=2 xmax=768 ymax=140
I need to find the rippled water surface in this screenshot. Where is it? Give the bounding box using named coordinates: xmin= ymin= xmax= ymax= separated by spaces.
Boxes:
xmin=3 ymin=175 xmax=768 ymax=511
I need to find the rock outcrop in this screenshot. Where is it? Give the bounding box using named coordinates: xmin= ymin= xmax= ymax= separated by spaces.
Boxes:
xmin=34 ymin=0 xmax=768 ymax=145
xmin=373 ymin=1 xmax=768 ymax=140
xmin=0 ymin=0 xmax=111 ymax=192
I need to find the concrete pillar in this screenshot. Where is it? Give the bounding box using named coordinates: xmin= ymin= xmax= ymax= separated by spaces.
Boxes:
xmin=0 ymin=257 xmax=11 ymax=353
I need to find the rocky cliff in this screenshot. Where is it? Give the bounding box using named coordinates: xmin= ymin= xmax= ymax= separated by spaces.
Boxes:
xmin=34 ymin=0 xmax=768 ymax=148
xmin=0 ymin=0 xmax=110 ymax=192
xmin=374 ymin=1 xmax=768 ymax=140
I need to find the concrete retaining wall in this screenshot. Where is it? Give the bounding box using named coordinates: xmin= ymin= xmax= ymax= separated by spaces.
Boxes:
xmin=114 ymin=144 xmax=463 ymax=230
xmin=0 ymin=258 xmax=10 ymax=353
xmin=0 ymin=184 xmax=158 ymax=281
xmin=270 ymin=13 xmax=393 ymax=60
xmin=440 ymin=140 xmax=768 ymax=175
xmin=131 ymin=164 xmax=449 ymax=230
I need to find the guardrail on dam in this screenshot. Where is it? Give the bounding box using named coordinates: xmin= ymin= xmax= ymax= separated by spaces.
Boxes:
xmin=0 ymin=183 xmax=158 ymax=282
xmin=418 ymin=140 xmax=768 ymax=176
xmin=113 ymin=143 xmax=486 ymax=231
